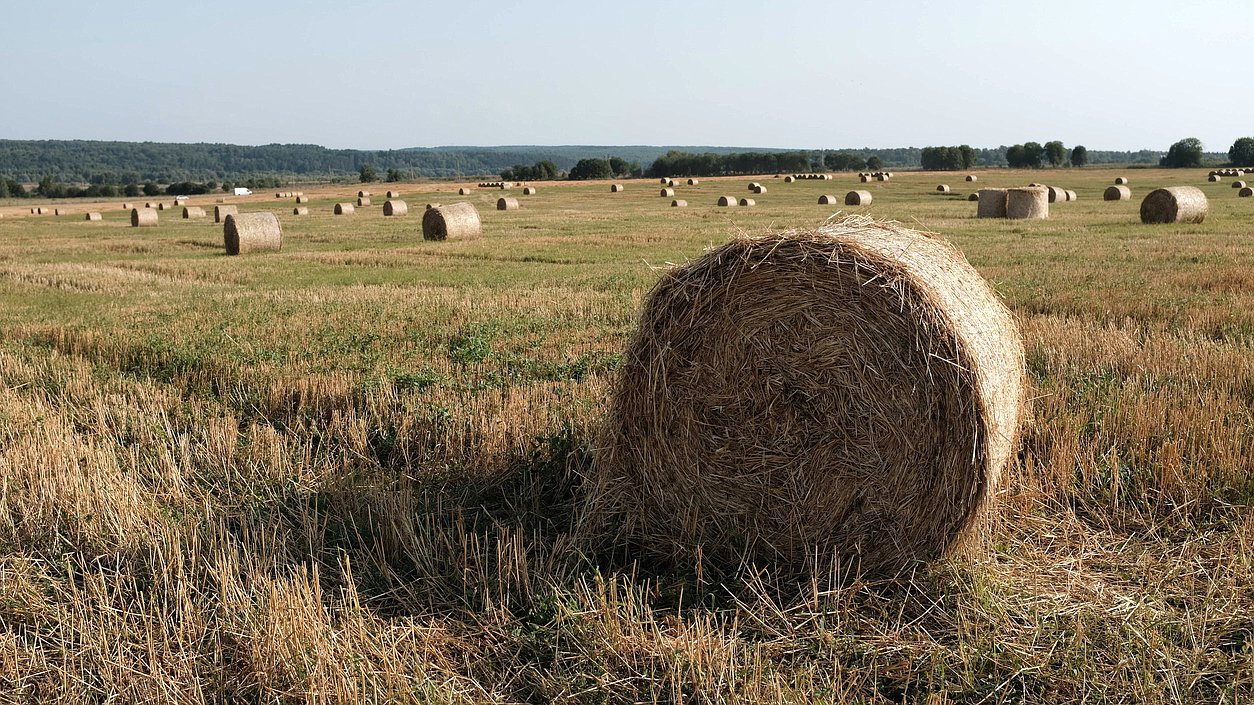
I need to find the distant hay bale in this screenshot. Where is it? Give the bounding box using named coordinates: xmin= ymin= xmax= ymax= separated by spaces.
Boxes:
xmin=965 ymin=175 xmax=977 ymax=182
xmin=357 ymin=196 xmax=371 ymax=206
xmin=1047 ymin=186 xmax=1067 ymax=203
xmin=523 ymin=187 xmax=537 ymax=195
xmin=860 ymin=175 xmax=871 ymax=183
xmin=293 ymin=207 xmax=309 ymax=215
xmin=223 ymin=212 xmax=282 ymax=255
xmin=967 ymin=193 xmax=979 ymax=201
xmin=819 ymin=174 xmax=831 ymax=180
xmin=1208 ymin=175 xmax=1221 ymax=182
xmin=1006 ymin=187 xmax=1049 ymax=220
xmin=358 ymin=190 xmax=371 ymax=198
xmin=1103 ymin=185 xmax=1132 ymax=201
xmin=131 ymin=208 xmax=158 ymax=227
xmin=459 ymin=187 xmax=471 ymax=195
xmin=1140 ymin=186 xmax=1208 ymax=224
xmin=84 ymin=212 xmax=102 ymax=221
xmin=752 ymin=185 xmax=767 ymax=194
xmin=294 ymin=192 xmax=304 ymax=197
xmin=182 ymin=206 xmax=206 ymax=219
xmin=876 ymin=174 xmax=888 ymax=181
xmin=748 ymin=182 xmax=761 ymax=191
xmin=661 ymin=188 xmax=676 ymax=197
xmin=383 ymin=200 xmax=408 ymax=216
xmin=499 ymin=183 xmax=510 ymax=190
xmin=1232 ymin=180 xmax=1247 ymax=189
xmin=1066 ymin=190 xmax=1077 ymax=201
xmin=660 ymin=178 xmax=670 ymax=185
xmin=54 ymin=209 xmax=64 ymax=216
xmin=844 ymin=190 xmax=872 ymax=205
xmin=497 ymin=197 xmax=520 ymax=211
xmin=936 ymin=184 xmax=950 ymax=193
xmin=739 ymin=198 xmax=756 ymax=206
xmin=214 ymin=205 xmax=238 ymax=223
xmin=666 ymin=179 xmax=677 ymax=187
xmin=784 ymin=176 xmax=795 ymax=183
xmin=121 ymin=202 xmax=133 ymax=209
xmin=976 ymin=189 xmax=1008 ymax=218
xmin=387 ymin=190 xmax=401 ymax=198
xmin=1114 ymin=177 xmax=1128 ymax=185
xmin=611 ymin=184 xmax=625 ymax=192
xmin=1239 ymin=187 xmax=1253 ymax=197
xmin=588 ymin=216 xmax=1026 ymax=574
xmin=717 ymin=195 xmax=738 ymax=207
xmin=688 ymin=178 xmax=699 ymax=186
xmin=296 ymin=195 xmax=309 ymax=203
xmin=334 ymin=203 xmax=355 ymax=215
xmin=423 ymin=202 xmax=481 ymax=241
xmin=818 ymin=194 xmax=838 ymax=205
xmin=275 ymin=192 xmax=283 ymax=198
xmin=157 ymin=203 xmax=169 ymax=211
xmin=671 ymin=200 xmax=688 ymax=207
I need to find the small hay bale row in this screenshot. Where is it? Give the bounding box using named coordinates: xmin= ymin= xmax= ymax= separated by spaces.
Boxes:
xmin=1140 ymin=186 xmax=1207 ymax=224
xmin=384 ymin=200 xmax=408 ymax=216
xmin=214 ymin=205 xmax=238 ymax=223
xmin=224 ymin=212 xmax=281 ymax=255
xmin=497 ymin=197 xmax=520 ymax=211
xmin=423 ymin=202 xmax=481 ymax=240
xmin=182 ymin=206 xmax=206 ymax=219
xmin=790 ymin=173 xmax=833 ymax=181
xmin=845 ymin=190 xmax=872 ymax=206
xmin=671 ymin=200 xmax=688 ymax=207
xmin=131 ymin=208 xmax=158 ymax=227
xmin=1103 ymin=185 xmax=1131 ymax=201
xmin=84 ymin=212 xmax=102 ymax=221
xmin=1007 ymin=186 xmax=1048 ymax=220
xmin=976 ymin=189 xmax=1008 ymax=218
xmin=335 ymin=203 xmax=355 ymax=215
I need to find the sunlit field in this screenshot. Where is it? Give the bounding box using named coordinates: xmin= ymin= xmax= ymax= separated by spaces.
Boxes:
xmin=1 ymin=167 xmax=1251 ymax=703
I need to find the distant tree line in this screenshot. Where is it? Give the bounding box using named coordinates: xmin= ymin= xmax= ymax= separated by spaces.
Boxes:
xmin=498 ymin=160 xmax=561 ymax=181
xmin=920 ymin=146 xmax=978 ymax=171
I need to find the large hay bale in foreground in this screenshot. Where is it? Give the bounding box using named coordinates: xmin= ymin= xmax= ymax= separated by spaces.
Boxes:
xmin=1104 ymin=185 xmax=1131 ymax=201
xmin=214 ymin=205 xmax=238 ymax=223
xmin=131 ymin=208 xmax=157 ymax=227
xmin=84 ymin=212 xmax=102 ymax=221
xmin=384 ymin=200 xmax=408 ymax=216
xmin=717 ymin=195 xmax=737 ymax=206
xmin=589 ymin=216 xmax=1026 ymax=573
xmin=497 ymin=197 xmax=520 ymax=211
xmin=335 ymin=203 xmax=355 ymax=215
xmin=1140 ymin=186 xmax=1208 ymax=224
xmin=1006 ymin=187 xmax=1048 ymax=219
xmin=423 ymin=202 xmax=481 ymax=241
xmin=976 ymin=188 xmax=1008 ymax=218
xmin=844 ymin=190 xmax=872 ymax=205
xmin=224 ymin=212 xmax=282 ymax=255
xmin=182 ymin=206 xmax=206 ymax=219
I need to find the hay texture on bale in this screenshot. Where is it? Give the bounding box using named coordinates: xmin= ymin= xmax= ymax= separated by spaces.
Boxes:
xmin=752 ymin=185 xmax=767 ymax=194
xmin=1103 ymin=185 xmax=1132 ymax=201
xmin=459 ymin=187 xmax=471 ymax=195
xmin=497 ymin=197 xmax=520 ymax=211
xmin=1209 ymin=175 xmax=1221 ymax=182
xmin=182 ymin=206 xmax=206 ymax=219
xmin=523 ymin=187 xmax=537 ymax=195
xmin=84 ymin=212 xmax=102 ymax=221
xmin=936 ymin=184 xmax=950 ymax=193
xmin=671 ymin=200 xmax=688 ymax=207
xmin=1066 ymin=190 xmax=1077 ymax=201
xmin=965 ymin=175 xmax=978 ymax=182
xmin=335 ymin=203 xmax=355 ymax=215
xmin=384 ymin=200 xmax=408 ymax=216
xmin=587 ymin=216 xmax=1026 ymax=574
xmin=1115 ymin=177 xmax=1128 ymax=185
xmin=1239 ymin=187 xmax=1253 ymax=198
xmin=357 ymin=196 xmax=371 ymax=207
xmin=739 ymin=198 xmax=756 ymax=207
xmin=131 ymin=208 xmax=158 ymax=227
xmin=386 ymin=190 xmax=401 ymax=199
xmin=661 ymin=188 xmax=676 ymax=198
xmin=717 ymin=195 xmax=738 ymax=207
xmin=844 ymin=190 xmax=872 ymax=206
xmin=1140 ymin=186 xmax=1208 ymax=224
xmin=1233 ymin=180 xmax=1248 ymax=189
xmin=1006 ymin=186 xmax=1049 ymax=220
xmin=1047 ymin=186 xmax=1067 ymax=203
xmin=214 ymin=205 xmax=238 ymax=223
xmin=976 ymin=188 xmax=1008 ymax=218
xmin=223 ymin=212 xmax=282 ymax=255
xmin=423 ymin=202 xmax=482 ymax=241
xmin=688 ymin=178 xmax=700 ymax=186
xmin=293 ymin=207 xmax=309 ymax=215
xmin=611 ymin=184 xmax=625 ymax=192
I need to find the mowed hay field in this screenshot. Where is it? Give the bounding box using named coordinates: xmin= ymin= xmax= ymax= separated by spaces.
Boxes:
xmin=0 ymin=168 xmax=1251 ymax=703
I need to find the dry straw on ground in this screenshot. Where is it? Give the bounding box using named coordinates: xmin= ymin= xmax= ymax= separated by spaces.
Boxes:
xmin=131 ymin=208 xmax=157 ymax=227
xmin=383 ymin=200 xmax=408 ymax=216
xmin=1104 ymin=185 xmax=1132 ymax=201
xmin=844 ymin=190 xmax=872 ymax=205
xmin=587 ymin=215 xmax=1026 ymax=574
xmin=334 ymin=203 xmax=355 ymax=215
xmin=717 ymin=196 xmax=737 ymax=206
xmin=223 ymin=212 xmax=282 ymax=255
xmin=671 ymin=200 xmax=687 ymax=207
xmin=661 ymin=188 xmax=675 ymax=198
xmin=1007 ymin=186 xmax=1049 ymax=219
xmin=214 ymin=205 xmax=238 ymax=223
xmin=1140 ymin=186 xmax=1208 ymax=224
xmin=976 ymin=188 xmax=1008 ymax=218
xmin=182 ymin=206 xmax=206 ymax=220
xmin=423 ymin=202 xmax=481 ymax=240
xmin=84 ymin=212 xmax=102 ymax=221
xmin=497 ymin=197 xmax=519 ymax=211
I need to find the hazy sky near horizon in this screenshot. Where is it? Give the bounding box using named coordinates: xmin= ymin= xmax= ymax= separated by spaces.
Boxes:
xmin=2 ymin=0 xmax=1250 ymax=152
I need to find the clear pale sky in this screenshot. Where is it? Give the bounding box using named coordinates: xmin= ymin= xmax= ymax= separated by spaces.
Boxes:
xmin=1 ymin=0 xmax=1249 ymax=152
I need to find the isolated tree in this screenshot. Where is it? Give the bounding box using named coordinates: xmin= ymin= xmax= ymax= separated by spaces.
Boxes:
xmin=1021 ymin=142 xmax=1045 ymax=168
xmin=608 ymin=157 xmax=630 ymax=177
xmin=1070 ymin=145 xmax=1089 ymax=167
xmin=865 ymin=155 xmax=883 ymax=171
xmin=142 ymin=182 xmax=161 ymax=196
xmin=385 ymin=168 xmax=403 ymax=182
xmin=958 ymin=144 xmax=977 ymax=169
xmin=1005 ymin=144 xmax=1026 ymax=168
xmin=1160 ymin=138 xmax=1204 ymax=168
xmin=535 ymin=160 xmax=559 ymax=180
xmin=359 ymin=164 xmax=379 ymax=182
xmin=1229 ymin=137 xmax=1254 ymax=167
xmin=1044 ymin=141 xmax=1066 ymax=167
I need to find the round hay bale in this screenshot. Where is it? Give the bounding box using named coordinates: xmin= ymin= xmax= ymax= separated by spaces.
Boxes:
xmin=967 ymin=193 xmax=979 ymax=202
xmin=357 ymin=196 xmax=371 ymax=207
xmin=976 ymin=188 xmax=1008 ymax=218
xmin=844 ymin=190 xmax=872 ymax=206
xmin=876 ymin=174 xmax=888 ymax=181
xmin=748 ymin=182 xmax=761 ymax=191
xmin=753 ymin=185 xmax=767 ymax=194
xmin=131 ymin=208 xmax=158 ymax=227
xmin=182 ymin=206 xmax=206 ymax=219
xmin=1114 ymin=177 xmax=1128 ymax=185
xmin=661 ymin=188 xmax=675 ymax=197
xmin=54 ymin=209 xmax=64 ymax=216
xmin=334 ymin=203 xmax=355 ymax=215
xmin=611 ymin=184 xmax=625 ymax=193
xmin=358 ymin=190 xmax=371 ymax=198
xmin=739 ymin=198 xmax=756 ymax=207
xmin=936 ymin=184 xmax=950 ymax=193
xmin=293 ymin=207 xmax=309 ymax=215
xmin=84 ymin=212 xmax=102 ymax=221
xmin=965 ymin=175 xmax=978 ymax=182
xmin=1208 ymin=175 xmax=1221 ymax=182
xmin=423 ymin=202 xmax=481 ymax=241
xmin=660 ymin=178 xmax=670 ymax=185
xmin=1047 ymin=185 xmax=1067 ymax=203
xmin=1232 ymin=180 xmax=1247 ymax=189
xmin=666 ymin=179 xmax=677 ymax=187
xmin=158 ymin=203 xmax=168 ymax=211
xmin=275 ymin=192 xmax=283 ymax=198
xmin=819 ymin=174 xmax=832 ymax=180
xmin=784 ymin=176 xmax=795 ymax=183
xmin=1065 ymin=190 xmax=1077 ymax=201
xmin=818 ymin=194 xmax=839 ymax=205
xmin=214 ymin=205 xmax=238 ymax=223
xmin=1239 ymin=187 xmax=1253 ymax=198
xmin=383 ymin=200 xmax=408 ymax=216
xmin=1140 ymin=186 xmax=1208 ymax=224
xmin=497 ymin=197 xmax=520 ymax=211
xmin=387 ymin=190 xmax=401 ymax=199
xmin=224 ymin=212 xmax=282 ymax=255
xmin=588 ymin=216 xmax=1026 ymax=574
xmin=688 ymin=178 xmax=700 ymax=186
xmin=499 ymin=183 xmax=510 ymax=190
xmin=1006 ymin=187 xmax=1049 ymax=220
xmin=1103 ymin=185 xmax=1132 ymax=201
xmin=717 ymin=195 xmax=738 ymax=207
xmin=296 ymin=195 xmax=308 ymax=204
xmin=523 ymin=186 xmax=537 ymax=195
xmin=458 ymin=187 xmax=471 ymax=195
xmin=671 ymin=200 xmax=688 ymax=207
xmin=860 ymin=175 xmax=871 ymax=183
xmin=121 ymin=202 xmax=133 ymax=209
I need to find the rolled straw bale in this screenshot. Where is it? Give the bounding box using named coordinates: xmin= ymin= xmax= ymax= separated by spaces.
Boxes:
xmin=296 ymin=195 xmax=309 ymax=204
xmin=459 ymin=187 xmax=471 ymax=195
xmin=357 ymin=196 xmax=371 ymax=206
xmin=84 ymin=212 xmax=102 ymax=221
xmin=158 ymin=203 xmax=169 ymax=211
xmin=968 ymin=193 xmax=979 ymax=201
xmin=876 ymin=174 xmax=888 ymax=181
xmin=1006 ymin=186 xmax=1049 ymax=219
xmin=671 ymin=200 xmax=688 ymax=207
xmin=358 ymin=190 xmax=371 ymax=198
xmin=1140 ymin=186 xmax=1208 ymax=224
xmin=423 ymin=202 xmax=481 ymax=241
xmin=688 ymin=178 xmax=700 ymax=186
xmin=717 ymin=195 xmax=738 ymax=207
xmin=383 ymin=200 xmax=408 ymax=216
xmin=294 ymin=192 xmax=304 ymax=197
xmin=588 ymin=215 xmax=1026 ymax=573
xmin=1114 ymin=177 xmax=1128 ymax=185
xmin=1047 ymin=186 xmax=1067 ymax=203
xmin=818 ymin=194 xmax=839 ymax=205
xmin=499 ymin=183 xmax=510 ymax=190
xmin=387 ymin=190 xmax=401 ymax=198
xmin=497 ymin=197 xmax=520 ymax=211
xmin=275 ymin=192 xmax=283 ymax=198
xmin=1239 ymin=187 xmax=1253 ymax=197
xmin=861 ymin=175 xmax=871 ymax=183
xmin=739 ymin=198 xmax=756 ymax=207
xmin=1103 ymin=185 xmax=1131 ymax=201
xmin=752 ymin=185 xmax=767 ymax=194
xmin=223 ymin=212 xmax=282 ymax=255
xmin=293 ymin=207 xmax=309 ymax=215
xmin=748 ymin=182 xmax=761 ymax=191
xmin=121 ymin=202 xmax=133 ymax=209
xmin=54 ymin=209 xmax=64 ymax=216
xmin=131 ymin=208 xmax=157 ymax=227
xmin=845 ymin=190 xmax=872 ymax=206
xmin=1208 ymin=175 xmax=1221 ymax=182
xmin=611 ymin=184 xmax=625 ymax=192
xmin=1232 ymin=180 xmax=1247 ymax=189
xmin=937 ymin=184 xmax=950 ymax=193
xmin=214 ymin=205 xmax=238 ymax=223
xmin=965 ymin=175 xmax=977 ymax=182
xmin=660 ymin=178 xmax=670 ymax=185
xmin=667 ymin=179 xmax=677 ymax=187
xmin=661 ymin=188 xmax=676 ymax=197
xmin=784 ymin=176 xmax=795 ymax=183
xmin=976 ymin=188 xmax=1008 ymax=218
xmin=182 ymin=206 xmax=206 ymax=219
xmin=1066 ymin=190 xmax=1077 ymax=201
xmin=334 ymin=203 xmax=355 ymax=215
xmin=523 ymin=187 xmax=537 ymax=195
